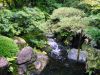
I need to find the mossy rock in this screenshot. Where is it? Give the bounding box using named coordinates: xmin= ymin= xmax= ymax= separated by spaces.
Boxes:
xmin=0 ymin=35 xmax=19 ymax=57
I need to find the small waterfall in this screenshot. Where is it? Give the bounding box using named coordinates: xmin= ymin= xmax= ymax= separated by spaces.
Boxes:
xmin=46 ymin=33 xmax=87 ymax=63
xmin=48 ymin=38 xmax=67 ymax=62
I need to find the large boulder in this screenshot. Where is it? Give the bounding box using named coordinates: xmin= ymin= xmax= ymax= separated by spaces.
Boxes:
xmin=17 ymin=46 xmax=36 ymax=75
xmin=17 ymin=47 xmax=48 ymax=75
xmin=17 ymin=46 xmax=36 ymax=65
xmin=68 ymin=48 xmax=87 ymax=63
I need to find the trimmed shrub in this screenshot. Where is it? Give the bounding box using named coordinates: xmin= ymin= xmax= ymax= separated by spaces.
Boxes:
xmin=42 ymin=7 xmax=89 ymax=33
xmin=51 ymin=7 xmax=85 ymax=19
xmin=0 ymin=35 xmax=19 ymax=57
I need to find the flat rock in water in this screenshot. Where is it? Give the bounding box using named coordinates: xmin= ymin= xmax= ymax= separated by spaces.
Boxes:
xmin=68 ymin=48 xmax=87 ymax=63
xmin=0 ymin=57 xmax=8 ymax=68
xmin=17 ymin=46 xmax=35 ymax=64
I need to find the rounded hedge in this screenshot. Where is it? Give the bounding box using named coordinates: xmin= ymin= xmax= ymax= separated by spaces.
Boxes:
xmin=0 ymin=36 xmax=19 ymax=57
xmin=51 ymin=7 xmax=85 ymax=19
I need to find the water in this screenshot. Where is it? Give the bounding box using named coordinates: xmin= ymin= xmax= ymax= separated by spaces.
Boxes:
xmin=48 ymin=38 xmax=67 ymax=62
xmin=47 ymin=38 xmax=87 ymax=63
xmin=41 ymin=36 xmax=87 ymax=75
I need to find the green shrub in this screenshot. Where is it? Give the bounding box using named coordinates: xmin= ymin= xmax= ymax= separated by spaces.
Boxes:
xmin=51 ymin=7 xmax=85 ymax=19
xmin=23 ymin=33 xmax=47 ymax=49
xmin=85 ymin=27 xmax=100 ymax=40
xmin=0 ymin=7 xmax=45 ymax=37
xmin=36 ymin=0 xmax=62 ymax=13
xmin=50 ymin=17 xmax=90 ymax=33
xmin=89 ymin=14 xmax=100 ymax=29
xmin=84 ymin=27 xmax=100 ymax=48
xmin=43 ymin=7 xmax=90 ymax=34
xmin=0 ymin=35 xmax=19 ymax=57
xmin=83 ymin=46 xmax=100 ymax=71
xmin=60 ymin=0 xmax=80 ymax=7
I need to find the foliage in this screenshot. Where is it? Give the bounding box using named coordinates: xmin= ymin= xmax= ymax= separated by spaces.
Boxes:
xmin=0 ymin=0 xmax=100 ymax=74
xmin=82 ymin=0 xmax=100 ymax=10
xmin=23 ymin=33 xmax=47 ymax=49
xmin=77 ymin=0 xmax=100 ymax=15
xmin=1 ymin=0 xmax=62 ymax=13
xmin=7 ymin=57 xmax=18 ymax=75
xmin=51 ymin=7 xmax=85 ymax=19
xmin=84 ymin=27 xmax=100 ymax=48
xmin=50 ymin=17 xmax=90 ymax=33
xmin=42 ymin=7 xmax=90 ymax=35
xmin=84 ymin=46 xmax=100 ymax=71
xmin=0 ymin=35 xmax=19 ymax=57
xmin=59 ymin=0 xmax=80 ymax=7
xmin=41 ymin=7 xmax=92 ymax=47
xmin=89 ymin=13 xmax=100 ymax=29
xmin=35 ymin=0 xmax=62 ymax=13
xmin=0 ymin=7 xmax=45 ymax=37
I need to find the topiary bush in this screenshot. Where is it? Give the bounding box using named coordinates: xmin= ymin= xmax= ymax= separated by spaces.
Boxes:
xmin=0 ymin=35 xmax=19 ymax=57
xmin=51 ymin=7 xmax=85 ymax=19
xmin=42 ymin=7 xmax=89 ymax=33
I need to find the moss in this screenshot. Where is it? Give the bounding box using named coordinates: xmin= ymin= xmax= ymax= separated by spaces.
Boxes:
xmin=0 ymin=35 xmax=19 ymax=57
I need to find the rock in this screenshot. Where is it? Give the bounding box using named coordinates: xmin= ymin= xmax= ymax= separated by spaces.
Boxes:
xmin=34 ymin=53 xmax=49 ymax=74
xmin=0 ymin=57 xmax=11 ymax=75
xmin=17 ymin=47 xmax=48 ymax=75
xmin=18 ymin=64 xmax=27 ymax=75
xmin=17 ymin=46 xmax=36 ymax=65
xmin=34 ymin=61 xmax=42 ymax=70
xmin=68 ymin=48 xmax=87 ymax=63
xmin=0 ymin=57 xmax=9 ymax=68
xmin=14 ymin=36 xmax=27 ymax=49
xmin=17 ymin=46 xmax=37 ymax=75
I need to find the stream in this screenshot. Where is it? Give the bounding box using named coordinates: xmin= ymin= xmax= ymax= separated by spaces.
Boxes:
xmin=41 ymin=36 xmax=88 ymax=75
xmin=48 ymin=38 xmax=67 ymax=62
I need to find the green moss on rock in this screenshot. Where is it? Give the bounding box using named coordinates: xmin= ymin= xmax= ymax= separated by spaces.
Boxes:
xmin=0 ymin=35 xmax=19 ymax=57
